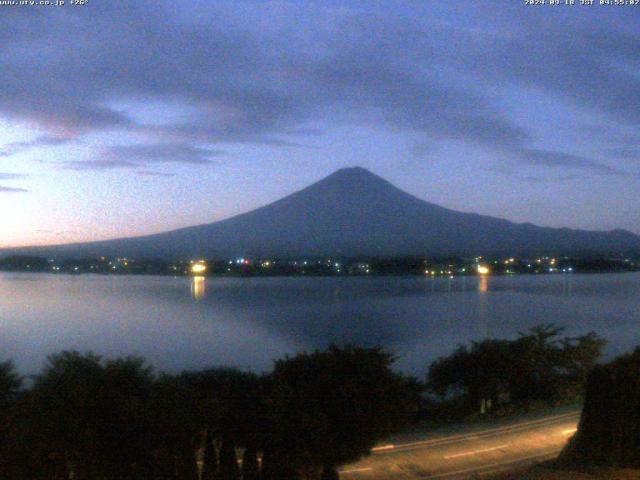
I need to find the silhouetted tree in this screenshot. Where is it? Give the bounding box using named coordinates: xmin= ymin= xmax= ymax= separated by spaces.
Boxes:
xmin=180 ymin=367 xmax=267 ymax=479
xmin=0 ymin=360 xmax=23 ymax=478
xmin=260 ymin=448 xmax=297 ymax=480
xmin=428 ymin=339 xmax=515 ymax=411
xmin=427 ymin=324 xmax=606 ymax=413
xmin=200 ymin=431 xmax=218 ymax=480
xmin=266 ymin=345 xmax=421 ymax=480
xmin=560 ymin=347 xmax=640 ymax=468
xmin=242 ymin=445 xmax=260 ymax=480
xmin=0 ymin=345 xmax=422 ymax=480
xmin=149 ymin=374 xmax=202 ymax=480
xmin=558 ymin=331 xmax=607 ymax=398
xmin=6 ymin=351 xmax=158 ymax=480
xmin=0 ymin=360 xmax=22 ymax=404
xmin=218 ymin=436 xmax=240 ymax=480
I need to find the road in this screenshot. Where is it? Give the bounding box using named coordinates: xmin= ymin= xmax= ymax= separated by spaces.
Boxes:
xmin=339 ymin=408 xmax=580 ymax=479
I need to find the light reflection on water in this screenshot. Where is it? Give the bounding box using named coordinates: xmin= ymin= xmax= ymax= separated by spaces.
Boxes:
xmin=479 ymin=275 xmax=489 ymax=293
xmin=191 ymin=276 xmax=206 ymax=301
xmin=0 ymin=272 xmax=638 ymax=377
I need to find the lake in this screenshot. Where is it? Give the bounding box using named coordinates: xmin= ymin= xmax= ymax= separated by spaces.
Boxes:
xmin=1 ymin=272 xmax=639 ymax=377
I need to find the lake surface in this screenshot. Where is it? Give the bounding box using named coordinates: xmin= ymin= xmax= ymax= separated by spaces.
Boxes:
xmin=1 ymin=272 xmax=639 ymax=377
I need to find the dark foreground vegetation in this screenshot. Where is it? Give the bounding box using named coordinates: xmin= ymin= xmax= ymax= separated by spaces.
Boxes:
xmin=425 ymin=325 xmax=606 ymax=420
xmin=0 ymin=346 xmax=419 ymax=480
xmin=491 ymin=347 xmax=640 ymax=479
xmin=0 ymin=326 xmax=614 ymax=479
xmin=560 ymin=347 xmax=640 ymax=468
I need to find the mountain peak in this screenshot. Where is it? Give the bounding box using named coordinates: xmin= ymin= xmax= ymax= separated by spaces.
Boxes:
xmin=8 ymin=167 xmax=640 ymax=259
xmin=302 ymin=167 xmax=400 ymax=202
xmin=329 ymin=166 xmax=378 ymax=180
xmin=316 ymin=167 xmax=392 ymax=191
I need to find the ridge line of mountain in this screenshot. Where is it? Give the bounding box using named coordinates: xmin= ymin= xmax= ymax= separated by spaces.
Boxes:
xmin=3 ymin=167 xmax=639 ymax=259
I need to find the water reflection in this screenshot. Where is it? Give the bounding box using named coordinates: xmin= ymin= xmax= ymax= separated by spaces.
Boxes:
xmin=478 ymin=275 xmax=489 ymax=293
xmin=562 ymin=275 xmax=573 ymax=296
xmin=191 ymin=276 xmax=206 ymax=300
xmin=477 ymin=276 xmax=489 ymax=337
xmin=2 ymin=272 xmax=639 ymax=377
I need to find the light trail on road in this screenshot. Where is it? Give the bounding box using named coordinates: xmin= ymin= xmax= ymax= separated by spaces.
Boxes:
xmin=340 ymin=408 xmax=580 ymax=479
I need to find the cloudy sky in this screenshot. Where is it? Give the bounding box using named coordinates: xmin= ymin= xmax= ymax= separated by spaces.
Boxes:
xmin=1 ymin=0 xmax=639 ymax=248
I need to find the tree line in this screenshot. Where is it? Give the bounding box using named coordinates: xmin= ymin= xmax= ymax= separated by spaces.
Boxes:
xmin=427 ymin=324 xmax=606 ymax=416
xmin=0 ymin=346 xmax=420 ymax=480
xmin=0 ymin=325 xmax=606 ymax=479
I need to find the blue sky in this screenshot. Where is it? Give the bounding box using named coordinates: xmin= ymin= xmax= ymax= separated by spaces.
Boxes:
xmin=1 ymin=0 xmax=639 ymax=247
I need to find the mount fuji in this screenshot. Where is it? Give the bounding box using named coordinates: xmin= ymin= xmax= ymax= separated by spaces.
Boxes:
xmin=7 ymin=167 xmax=640 ymax=259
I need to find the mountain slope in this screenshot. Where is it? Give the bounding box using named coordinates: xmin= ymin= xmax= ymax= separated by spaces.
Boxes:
xmin=6 ymin=167 xmax=640 ymax=259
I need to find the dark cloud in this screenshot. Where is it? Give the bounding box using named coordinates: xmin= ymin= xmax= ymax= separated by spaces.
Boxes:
xmin=103 ymin=144 xmax=222 ymax=165
xmin=608 ymin=147 xmax=640 ymax=161
xmin=515 ymin=149 xmax=624 ymax=176
xmin=61 ymin=160 xmax=140 ymax=171
xmin=488 ymin=166 xmax=583 ymax=183
xmin=521 ymin=174 xmax=581 ymax=184
xmin=0 ymin=135 xmax=74 ymax=157
xmin=135 ymin=171 xmax=177 ymax=177
xmin=0 ymin=1 xmax=637 ymax=169
xmin=60 ymin=143 xmax=221 ymax=171
xmin=10 ymin=136 xmax=74 ymax=148
xmin=0 ymin=173 xmax=30 ymax=193
xmin=0 ymin=172 xmax=29 ymax=180
xmin=0 ymin=2 xmax=527 ymax=153
xmin=0 ymin=185 xmax=28 ymax=193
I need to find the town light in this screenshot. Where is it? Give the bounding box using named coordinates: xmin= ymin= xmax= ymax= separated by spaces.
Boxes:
xmin=191 ymin=262 xmax=207 ymax=274
xmin=477 ymin=265 xmax=490 ymax=275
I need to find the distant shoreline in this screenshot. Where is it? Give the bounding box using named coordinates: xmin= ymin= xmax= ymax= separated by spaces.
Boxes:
xmin=1 ymin=253 xmax=637 ymax=278
xmin=1 ymin=269 xmax=638 ymax=279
